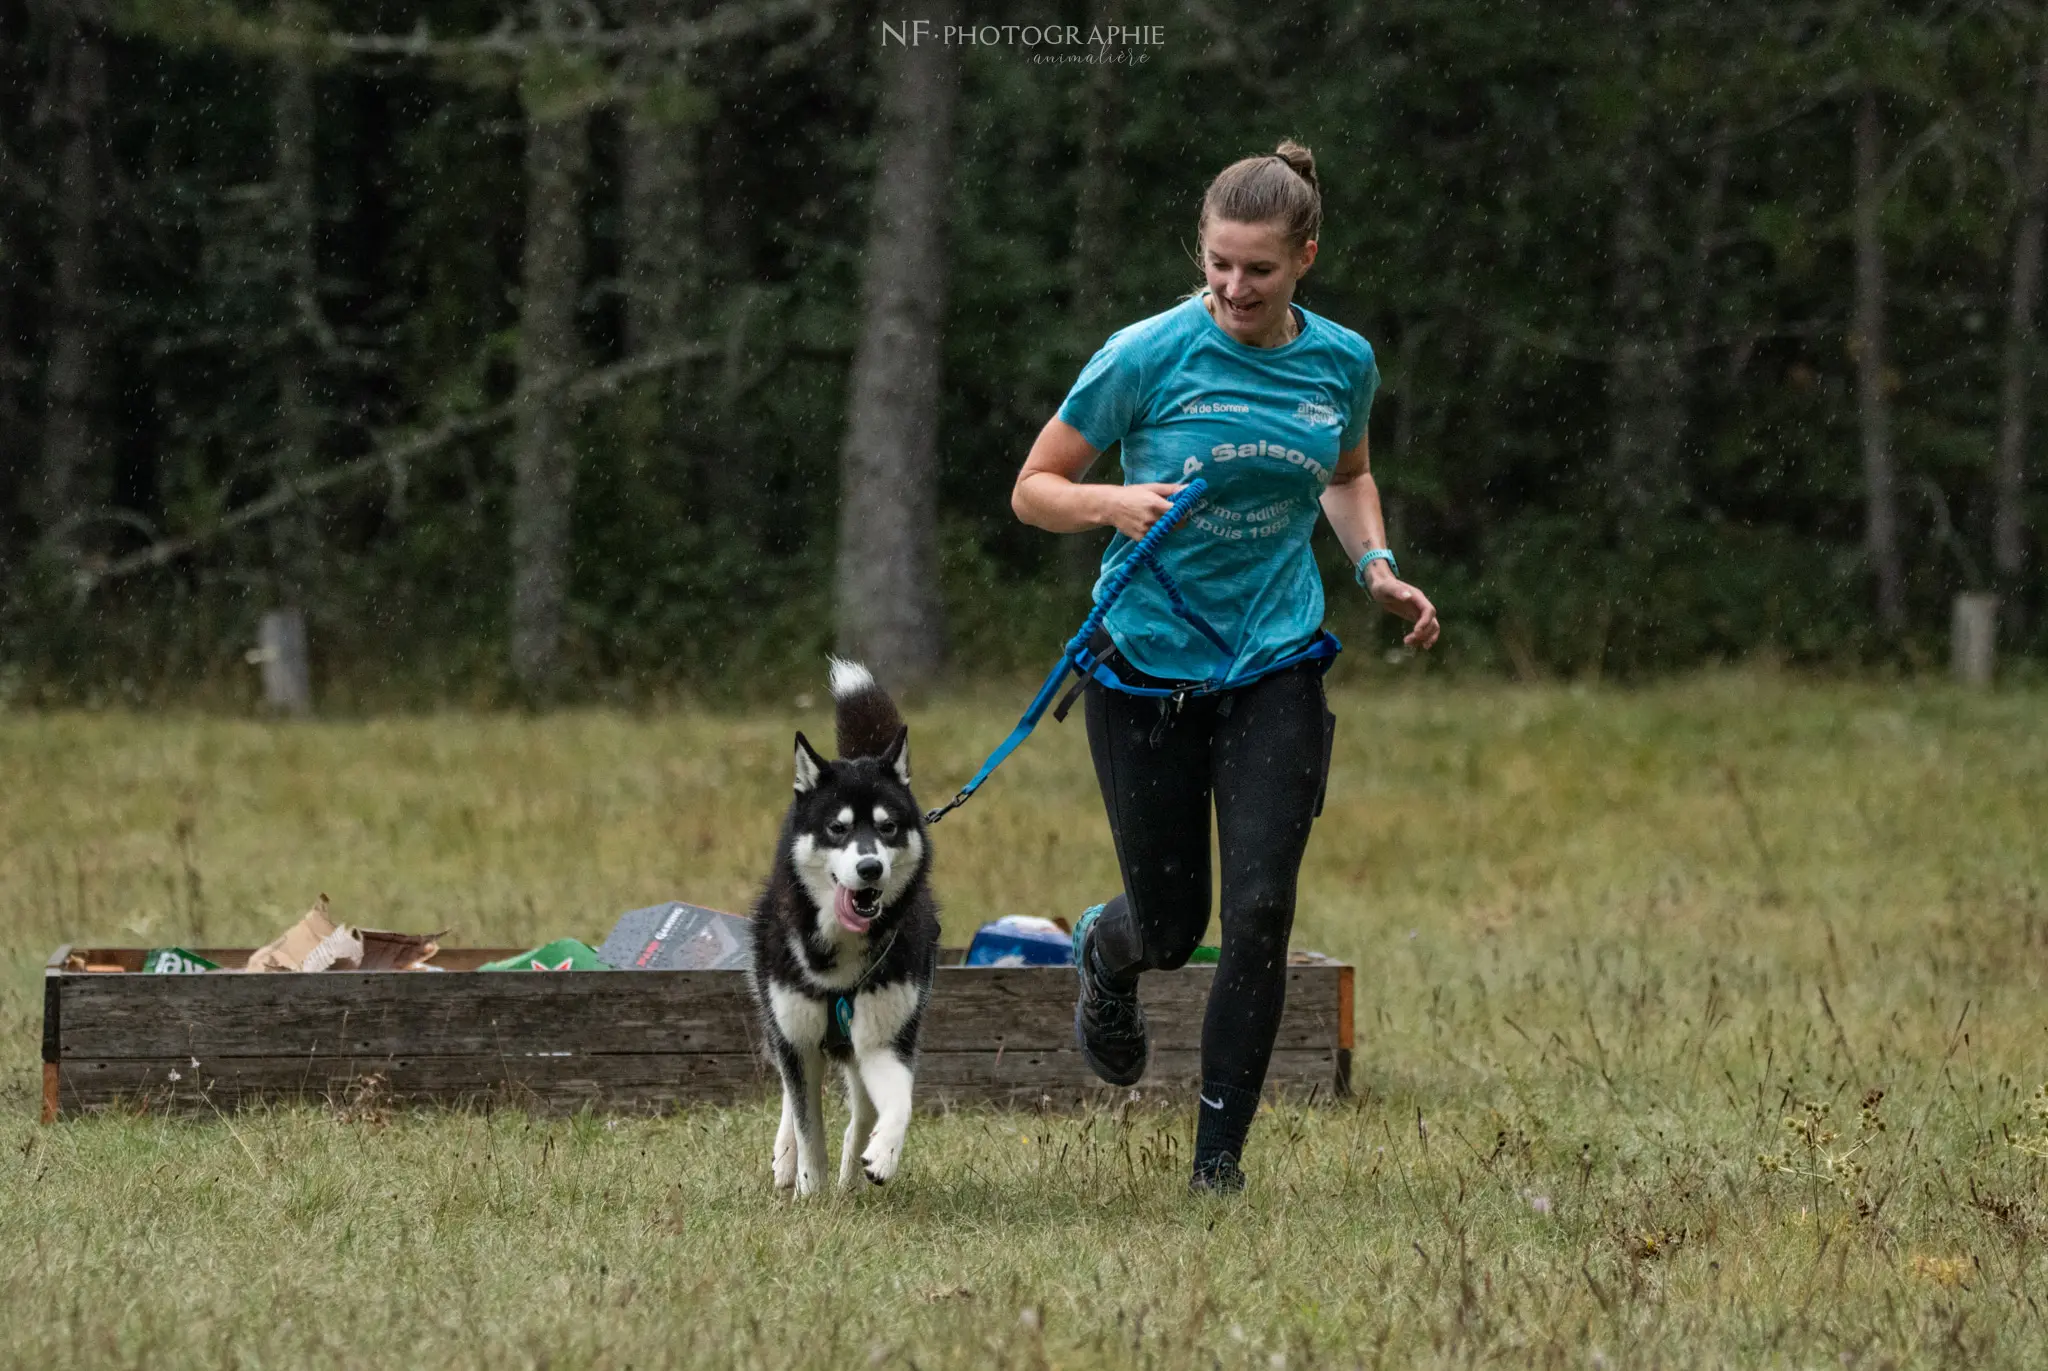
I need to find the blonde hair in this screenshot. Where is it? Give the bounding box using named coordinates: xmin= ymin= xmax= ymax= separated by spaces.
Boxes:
xmin=1199 ymin=139 xmax=1322 ymax=250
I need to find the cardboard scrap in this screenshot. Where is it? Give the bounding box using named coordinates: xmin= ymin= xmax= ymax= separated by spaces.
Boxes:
xmin=598 ymin=901 xmax=751 ymax=971
xmin=357 ymin=927 xmax=443 ymax=971
xmin=246 ymin=897 xmax=357 ymax=971
xmin=245 ymin=896 xmax=442 ymax=972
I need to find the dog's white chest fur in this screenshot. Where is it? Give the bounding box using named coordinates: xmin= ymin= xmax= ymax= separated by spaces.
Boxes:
xmin=766 ymin=978 xmax=921 ymax=1057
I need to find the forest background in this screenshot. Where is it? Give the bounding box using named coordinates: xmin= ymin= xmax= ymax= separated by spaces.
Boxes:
xmin=5 ymin=0 xmax=2047 ymax=707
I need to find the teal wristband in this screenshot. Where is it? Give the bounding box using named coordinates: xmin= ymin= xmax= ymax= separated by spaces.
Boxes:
xmin=1353 ymin=549 xmax=1398 ymax=587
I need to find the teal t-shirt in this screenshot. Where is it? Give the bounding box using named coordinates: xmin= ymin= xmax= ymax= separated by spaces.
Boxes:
xmin=1056 ymin=292 xmax=1380 ymax=683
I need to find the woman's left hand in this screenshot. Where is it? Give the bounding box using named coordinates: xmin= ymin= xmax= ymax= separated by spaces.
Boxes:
xmin=1367 ymin=570 xmax=1440 ymax=649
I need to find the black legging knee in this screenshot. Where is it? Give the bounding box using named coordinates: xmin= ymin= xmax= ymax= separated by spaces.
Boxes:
xmin=1084 ymin=663 xmax=1332 ymax=1098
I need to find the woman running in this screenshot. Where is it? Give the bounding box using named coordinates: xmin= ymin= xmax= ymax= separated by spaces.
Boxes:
xmin=1011 ymin=139 xmax=1439 ymax=1194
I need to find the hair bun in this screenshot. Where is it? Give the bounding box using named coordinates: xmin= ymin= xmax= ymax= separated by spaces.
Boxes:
xmin=1201 ymin=142 xmax=1324 ymax=249
xmin=1274 ymin=139 xmax=1319 ymax=193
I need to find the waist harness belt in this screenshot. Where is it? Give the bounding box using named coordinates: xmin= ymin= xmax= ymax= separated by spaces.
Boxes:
xmin=924 ymin=478 xmax=1339 ymax=824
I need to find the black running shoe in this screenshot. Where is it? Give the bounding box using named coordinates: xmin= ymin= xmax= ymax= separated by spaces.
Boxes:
xmin=1189 ymin=1153 xmax=1248 ymax=1196
xmin=1072 ymin=903 xmax=1149 ymax=1087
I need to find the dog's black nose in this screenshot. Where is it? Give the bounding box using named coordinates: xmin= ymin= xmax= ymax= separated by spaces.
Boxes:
xmin=856 ymin=857 xmax=883 ymax=883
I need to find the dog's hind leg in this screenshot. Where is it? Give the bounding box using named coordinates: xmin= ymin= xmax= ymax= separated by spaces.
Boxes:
xmin=839 ymin=1064 xmax=878 ymax=1189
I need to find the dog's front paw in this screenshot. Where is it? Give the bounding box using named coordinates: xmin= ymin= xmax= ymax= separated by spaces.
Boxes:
xmin=860 ymin=1137 xmax=902 ymax=1186
xmin=794 ymin=1164 xmax=821 ymax=1198
xmin=772 ymin=1142 xmax=797 ymax=1190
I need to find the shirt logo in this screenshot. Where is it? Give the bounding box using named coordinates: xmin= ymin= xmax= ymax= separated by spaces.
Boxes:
xmin=1180 ymin=398 xmax=1251 ymax=416
xmin=1208 ymin=438 xmax=1330 ymax=483
xmin=1295 ymin=398 xmax=1340 ymax=427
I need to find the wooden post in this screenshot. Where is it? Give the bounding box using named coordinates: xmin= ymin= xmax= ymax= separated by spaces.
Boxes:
xmin=1951 ymin=592 xmax=1998 ymax=687
xmin=255 ymin=609 xmax=312 ymax=715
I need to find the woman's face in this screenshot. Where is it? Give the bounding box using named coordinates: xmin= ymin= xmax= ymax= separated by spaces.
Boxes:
xmin=1200 ymin=217 xmax=1318 ymax=346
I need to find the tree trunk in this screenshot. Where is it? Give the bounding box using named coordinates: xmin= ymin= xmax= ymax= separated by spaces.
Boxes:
xmin=273 ymin=0 xmax=321 ymax=600
xmin=620 ymin=0 xmax=705 ymax=527
xmin=1854 ymin=88 xmax=1906 ymax=634
xmin=1655 ymin=134 xmax=1728 ymax=460
xmin=1059 ymin=0 xmax=1124 ymax=587
xmin=834 ymin=6 xmax=960 ymax=686
xmin=1600 ymin=7 xmax=1686 ymax=529
xmin=1607 ymin=132 xmax=1729 ymax=538
xmin=1995 ymin=28 xmax=2048 ymax=614
xmin=509 ymin=8 xmax=590 ymax=695
xmin=1605 ymin=130 xmax=1673 ymax=523
xmin=621 ymin=1 xmax=701 ymax=358
xmin=34 ymin=1 xmax=109 ymax=563
xmin=0 ymin=127 xmax=26 ymax=557
xmin=1070 ymin=0 xmax=1122 ymax=338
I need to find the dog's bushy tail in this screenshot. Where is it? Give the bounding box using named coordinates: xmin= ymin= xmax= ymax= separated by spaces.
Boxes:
xmin=828 ymin=658 xmax=904 ymax=760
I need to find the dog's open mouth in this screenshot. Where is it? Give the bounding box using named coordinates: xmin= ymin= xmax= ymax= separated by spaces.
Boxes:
xmin=832 ymin=882 xmax=882 ymax=934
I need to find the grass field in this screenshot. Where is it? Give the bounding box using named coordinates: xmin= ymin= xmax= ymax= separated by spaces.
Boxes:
xmin=3 ymin=672 xmax=2046 ymax=1368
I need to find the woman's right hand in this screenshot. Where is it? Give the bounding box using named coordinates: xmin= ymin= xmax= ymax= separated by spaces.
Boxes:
xmin=1098 ymin=483 xmax=1188 ymax=540
xmin=1013 ymin=419 xmax=1190 ymax=538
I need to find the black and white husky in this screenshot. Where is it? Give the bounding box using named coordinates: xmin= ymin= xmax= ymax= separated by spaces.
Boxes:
xmin=747 ymin=659 xmax=940 ymax=1195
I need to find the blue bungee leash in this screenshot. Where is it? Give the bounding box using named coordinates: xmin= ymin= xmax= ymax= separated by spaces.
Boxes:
xmin=924 ymin=477 xmax=1347 ymax=825
xmin=925 ymin=479 xmax=1231 ymax=826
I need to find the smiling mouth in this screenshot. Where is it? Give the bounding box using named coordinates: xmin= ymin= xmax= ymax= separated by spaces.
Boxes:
xmin=832 ymin=883 xmax=881 ymax=934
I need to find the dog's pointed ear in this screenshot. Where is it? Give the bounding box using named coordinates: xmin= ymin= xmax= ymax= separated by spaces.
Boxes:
xmin=881 ymin=726 xmax=910 ymax=787
xmin=794 ymin=732 xmax=828 ymax=794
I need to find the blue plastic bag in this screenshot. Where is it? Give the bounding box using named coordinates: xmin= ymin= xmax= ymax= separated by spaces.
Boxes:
xmin=964 ymin=916 xmax=1073 ymax=967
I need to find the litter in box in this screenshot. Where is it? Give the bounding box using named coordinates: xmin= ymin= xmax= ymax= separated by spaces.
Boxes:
xmin=964 ymin=916 xmax=1073 ymax=967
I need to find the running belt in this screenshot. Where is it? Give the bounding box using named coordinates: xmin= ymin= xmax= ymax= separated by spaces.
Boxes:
xmin=924 ymin=478 xmax=1339 ymax=824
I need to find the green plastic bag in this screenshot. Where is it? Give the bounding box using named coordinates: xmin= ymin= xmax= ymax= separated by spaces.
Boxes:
xmin=1187 ymin=945 xmax=1220 ymax=965
xmin=479 ymin=939 xmax=607 ymax=972
xmin=142 ymin=947 xmax=219 ymax=974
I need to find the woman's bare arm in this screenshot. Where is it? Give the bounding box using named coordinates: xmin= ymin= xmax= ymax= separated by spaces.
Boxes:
xmin=1320 ymin=434 xmax=1441 ymax=649
xmin=1011 ymin=417 xmax=1187 ymax=540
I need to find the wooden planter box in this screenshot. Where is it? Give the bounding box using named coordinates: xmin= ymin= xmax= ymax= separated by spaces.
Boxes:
xmin=42 ymin=946 xmax=1353 ymax=1120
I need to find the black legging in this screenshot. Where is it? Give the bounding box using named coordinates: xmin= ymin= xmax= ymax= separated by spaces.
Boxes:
xmin=1083 ymin=662 xmax=1333 ymax=1108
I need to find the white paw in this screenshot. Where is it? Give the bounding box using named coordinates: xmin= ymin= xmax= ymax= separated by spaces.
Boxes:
xmin=860 ymin=1136 xmax=902 ymax=1186
xmin=795 ymin=1166 xmax=820 ymax=1198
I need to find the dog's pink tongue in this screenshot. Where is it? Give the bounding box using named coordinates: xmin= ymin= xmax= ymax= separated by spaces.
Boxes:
xmin=833 ymin=884 xmax=873 ymax=934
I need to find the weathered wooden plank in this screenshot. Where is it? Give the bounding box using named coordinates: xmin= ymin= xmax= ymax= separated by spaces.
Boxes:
xmin=59 ymin=1052 xmax=769 ymax=1115
xmin=64 ymin=948 xmax=577 ymax=972
xmin=56 ymin=1047 xmax=1344 ymax=1117
xmin=915 ymin=1048 xmax=1348 ymax=1109
xmin=56 ymin=965 xmax=1345 ymax=1059
xmin=57 ymin=970 xmax=766 ymax=1059
xmin=916 ymin=1047 xmax=1345 ymax=1100
xmin=42 ymin=954 xmax=63 ymax=1125
xmin=923 ymin=966 xmax=1342 ymax=1053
